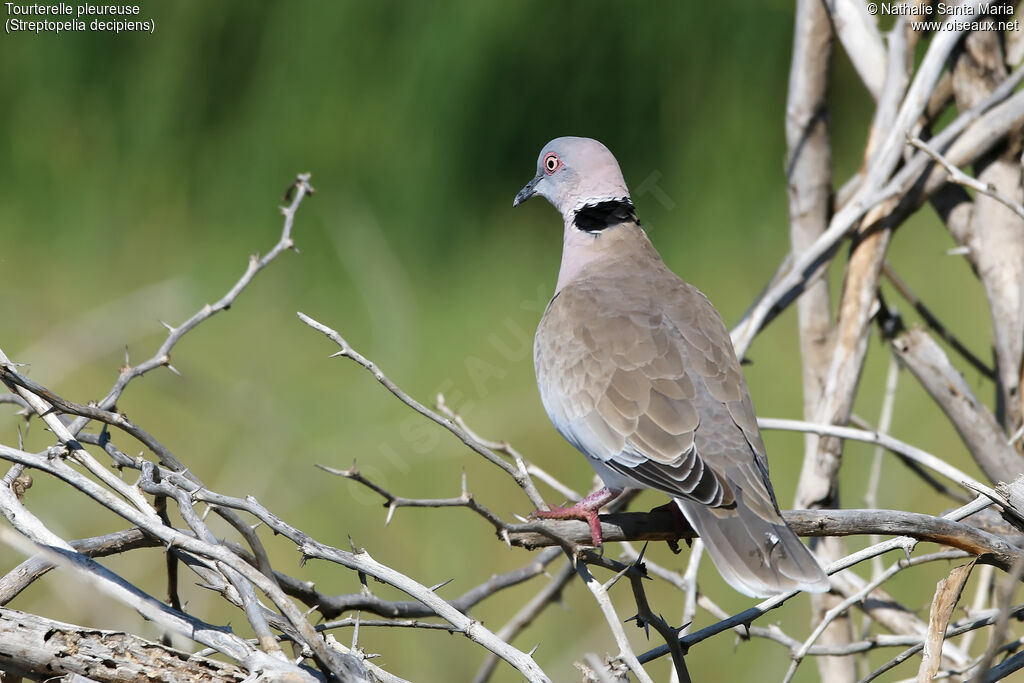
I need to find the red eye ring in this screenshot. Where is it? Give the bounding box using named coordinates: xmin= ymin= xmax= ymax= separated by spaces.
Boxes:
xmin=543 ymin=152 xmax=561 ymax=175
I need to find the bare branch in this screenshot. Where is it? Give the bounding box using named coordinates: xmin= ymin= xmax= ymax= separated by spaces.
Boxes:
xmin=0 ymin=520 xmax=306 ymax=679
xmin=759 ymin=416 xmax=986 ymax=494
xmin=825 ymin=0 xmax=887 ymax=100
xmin=908 ymin=134 xmax=1024 ymax=220
xmin=507 ymin=507 xmax=1021 ymax=569
xmin=881 ymin=263 xmax=996 ymax=380
xmin=786 ymin=0 xmax=837 ymax=517
xmin=864 ymin=353 xmax=900 ymax=578
xmin=0 ymin=606 xmax=248 ymax=683
xmin=301 ymin=539 xmax=550 ymax=682
xmin=637 ymin=496 xmax=994 ymax=665
xmin=473 ymin=559 xmax=575 ymax=683
xmin=622 ymin=547 xmax=690 ymax=682
xmin=575 ymin=562 xmax=655 ymax=683
xmin=974 ymin=553 xmax=1024 ymax=679
xmin=298 ymin=312 xmax=547 ymax=510
xmin=65 ymin=173 xmax=314 ymax=437
xmin=731 ymin=61 xmax=1024 ymax=356
xmin=0 ymin=527 xmax=155 ymax=605
xmin=784 ymin=553 xmax=972 ymax=682
xmin=891 ymin=327 xmax=1022 ymax=483
xmin=918 ymin=561 xmax=976 ymax=682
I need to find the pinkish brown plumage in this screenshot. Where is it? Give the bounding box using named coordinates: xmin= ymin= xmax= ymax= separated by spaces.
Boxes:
xmin=515 ymin=137 xmax=829 ymax=598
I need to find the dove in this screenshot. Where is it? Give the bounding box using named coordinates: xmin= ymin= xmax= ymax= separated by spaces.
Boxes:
xmin=514 ymin=136 xmax=829 ymax=598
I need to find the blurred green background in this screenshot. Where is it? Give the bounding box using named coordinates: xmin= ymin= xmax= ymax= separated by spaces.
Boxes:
xmin=0 ymin=1 xmax=1003 ymax=681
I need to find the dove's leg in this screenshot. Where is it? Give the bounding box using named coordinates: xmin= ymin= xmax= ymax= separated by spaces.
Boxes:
xmin=531 ymin=487 xmax=622 ymax=546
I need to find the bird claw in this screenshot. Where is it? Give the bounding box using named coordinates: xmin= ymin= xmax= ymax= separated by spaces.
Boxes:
xmin=530 ymin=487 xmax=622 ymax=547
xmin=532 ymin=505 xmax=605 ymax=546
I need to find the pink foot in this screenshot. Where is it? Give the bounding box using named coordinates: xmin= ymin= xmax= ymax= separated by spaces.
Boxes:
xmin=532 ymin=487 xmax=622 ymax=546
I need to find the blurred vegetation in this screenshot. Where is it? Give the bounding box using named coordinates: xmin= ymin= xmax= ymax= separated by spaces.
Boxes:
xmin=0 ymin=1 xmax=1001 ymax=681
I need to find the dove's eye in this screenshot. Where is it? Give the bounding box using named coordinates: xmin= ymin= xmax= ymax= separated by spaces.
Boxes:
xmin=543 ymin=152 xmax=561 ymax=175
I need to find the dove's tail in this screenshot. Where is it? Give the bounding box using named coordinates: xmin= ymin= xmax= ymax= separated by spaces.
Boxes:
xmin=674 ymin=494 xmax=830 ymax=598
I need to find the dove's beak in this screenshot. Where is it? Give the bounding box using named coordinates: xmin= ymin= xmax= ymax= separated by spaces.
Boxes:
xmin=513 ymin=175 xmax=541 ymax=207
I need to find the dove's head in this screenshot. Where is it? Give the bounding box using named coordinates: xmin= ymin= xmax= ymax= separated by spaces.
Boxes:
xmin=514 ymin=137 xmax=631 ymax=220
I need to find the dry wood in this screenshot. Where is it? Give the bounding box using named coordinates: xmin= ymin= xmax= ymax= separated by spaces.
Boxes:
xmin=785 ymin=4 xmax=847 ymax=676
xmin=917 ymin=560 xmax=975 ymax=682
xmin=0 ymin=607 xmax=246 ymax=683
xmin=786 ymin=0 xmax=835 ymax=479
xmin=505 ymin=508 xmax=1022 ymax=570
xmin=950 ymin=28 xmax=1024 ymax=443
xmin=891 ymin=327 xmax=1022 ymax=484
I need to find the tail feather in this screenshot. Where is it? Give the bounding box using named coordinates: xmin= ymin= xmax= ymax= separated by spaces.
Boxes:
xmin=675 ymin=495 xmax=829 ymax=598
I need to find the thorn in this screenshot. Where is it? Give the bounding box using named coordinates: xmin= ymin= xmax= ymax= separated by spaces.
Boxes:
xmin=947 ymin=245 xmax=971 ymax=256
xmin=500 ymin=528 xmax=511 ymax=547
xmin=633 ymin=542 xmax=651 ymax=577
xmin=166 ymin=364 xmax=182 ymax=377
xmin=124 ymin=345 xmax=130 ymax=366
xmin=513 ymin=513 xmax=529 ymax=523
xmin=160 ymin=320 xmax=175 ymax=333
xmin=201 ymin=505 xmax=212 ymax=521
xmin=528 ymin=643 xmax=540 ymax=657
xmin=329 ymin=350 xmax=346 ymax=359
xmin=634 ymin=541 xmax=649 ymax=564
xmin=602 ymin=564 xmax=631 ymax=592
xmin=429 ymin=578 xmax=454 ymax=592
xmin=624 ymin=613 xmax=651 ymax=638
xmin=303 ymin=604 xmax=320 ymax=617
xmin=385 ymin=503 xmax=396 ymax=526
xmin=348 ymin=535 xmax=363 ymax=554
xmin=250 ymin=521 xmax=263 ymax=532
xmin=461 ymin=468 xmax=468 ymax=497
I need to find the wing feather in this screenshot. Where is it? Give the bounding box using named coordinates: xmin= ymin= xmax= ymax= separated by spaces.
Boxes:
xmin=535 ymin=254 xmax=787 ymax=515
xmin=532 ymin=225 xmax=825 ymax=596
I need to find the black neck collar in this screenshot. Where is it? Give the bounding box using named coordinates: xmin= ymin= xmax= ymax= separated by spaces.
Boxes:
xmin=572 ymin=198 xmax=640 ymax=233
